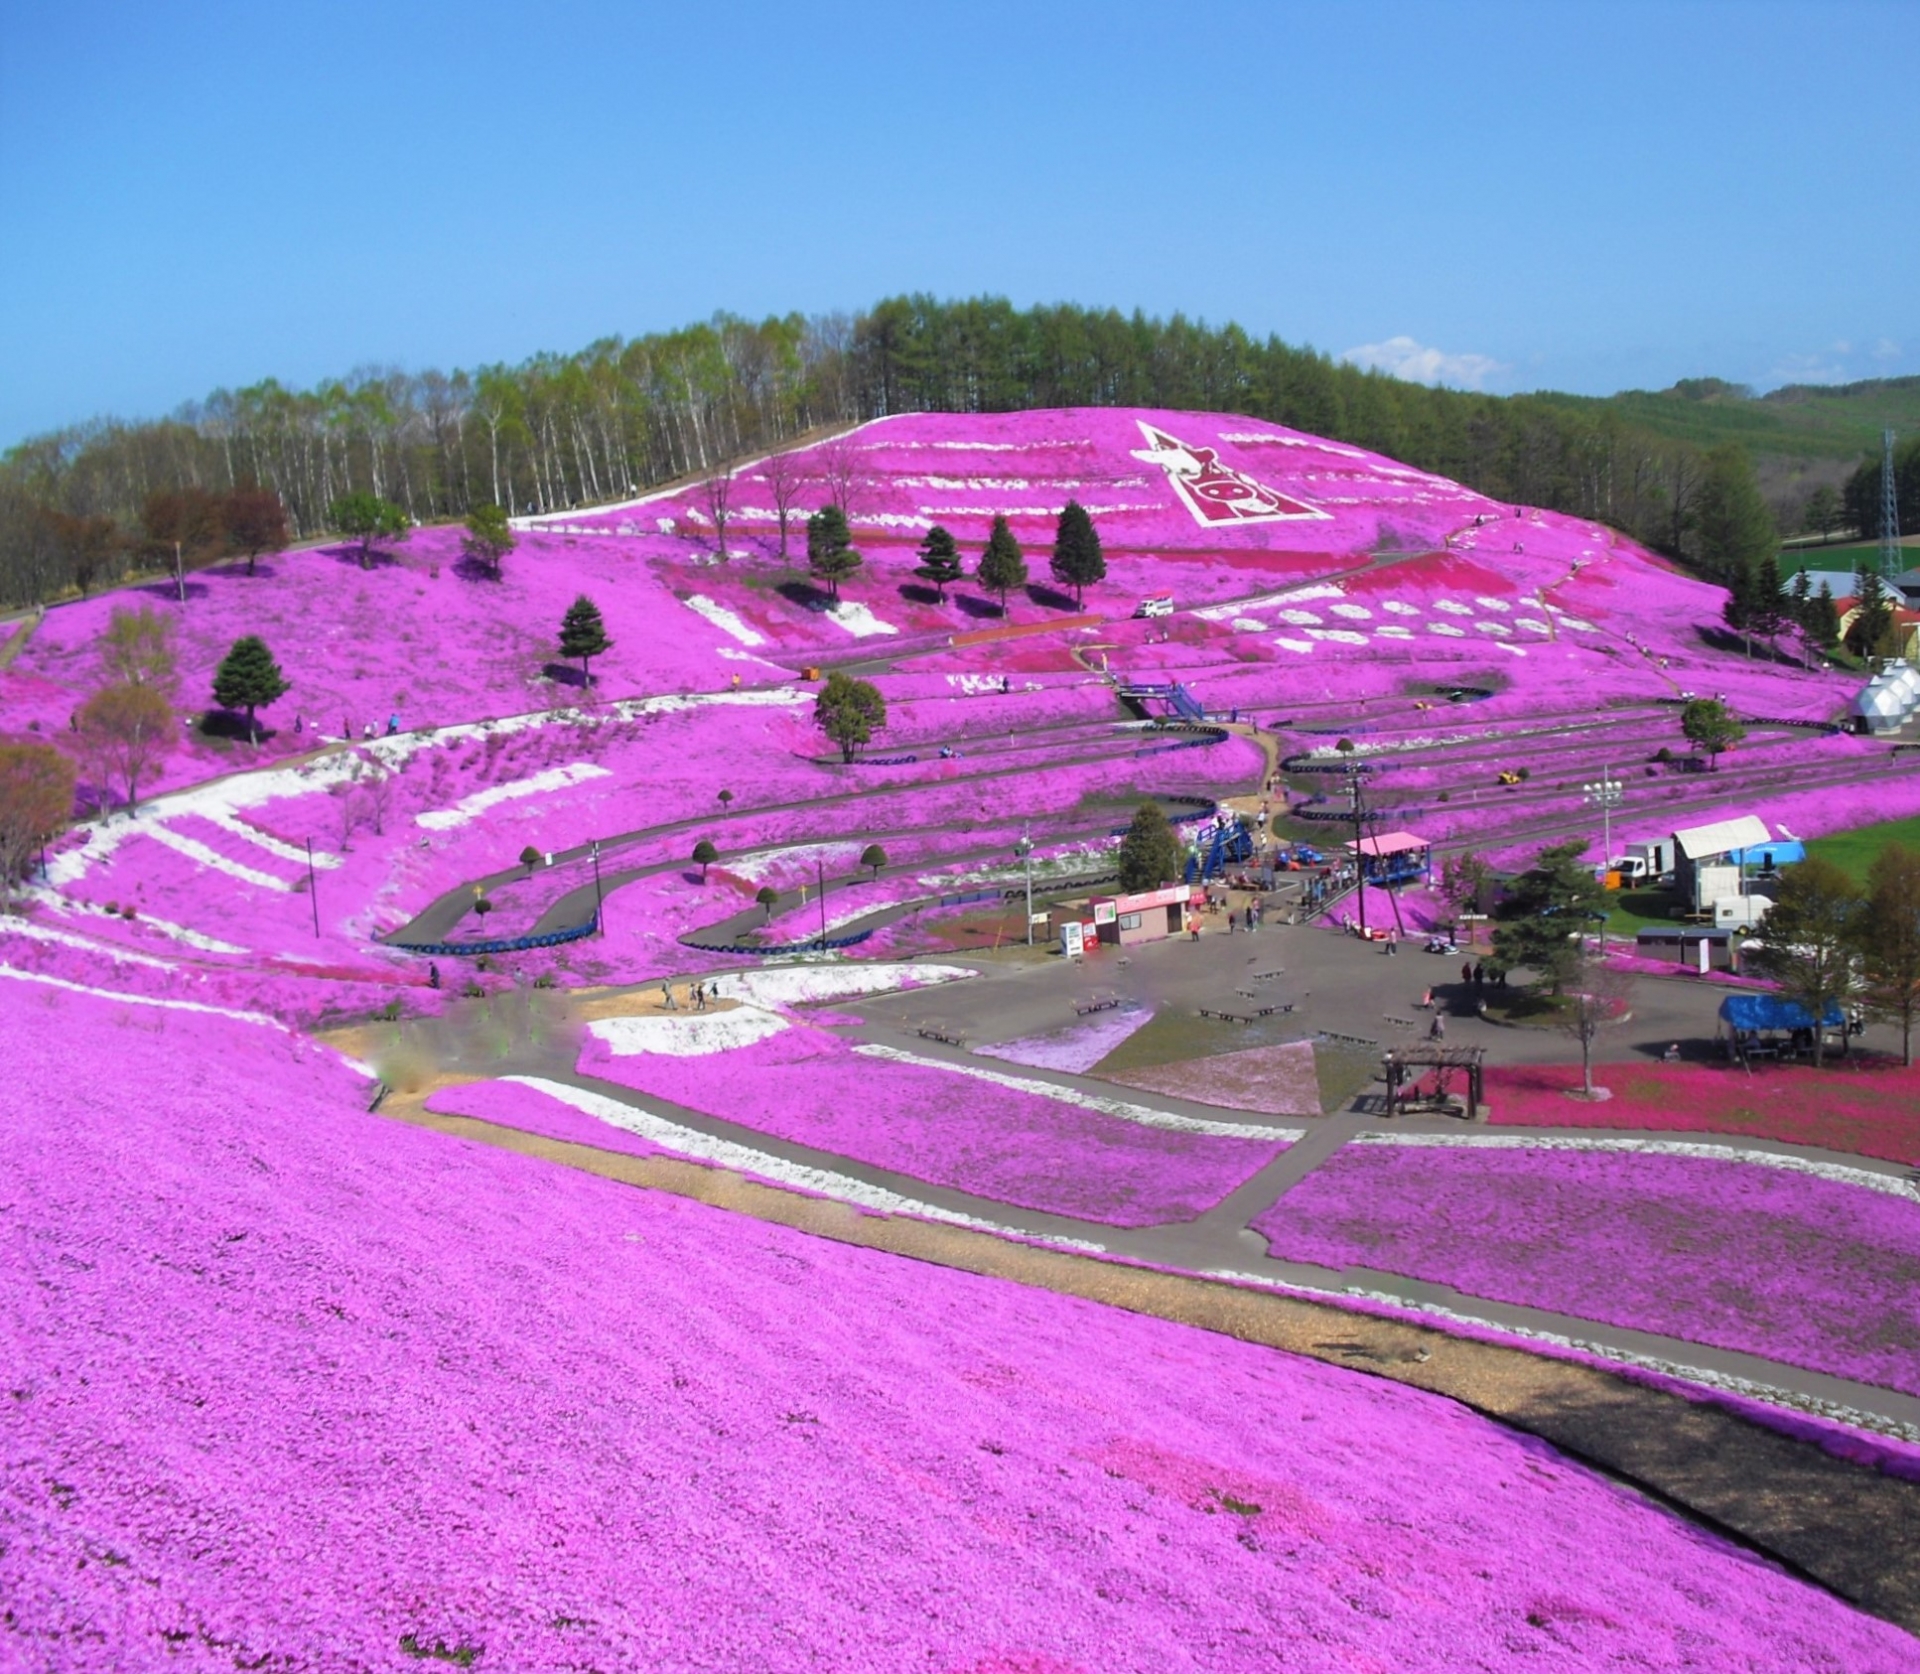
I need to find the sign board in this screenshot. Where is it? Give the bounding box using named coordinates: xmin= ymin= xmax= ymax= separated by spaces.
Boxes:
xmin=1029 ymin=911 xmax=1050 ymax=926
xmin=1092 ymin=901 xmax=1117 ymax=926
xmin=1061 ymin=922 xmax=1086 ymax=958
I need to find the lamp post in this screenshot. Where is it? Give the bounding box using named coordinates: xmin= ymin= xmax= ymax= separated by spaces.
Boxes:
xmin=590 ymin=841 xmax=604 ymax=936
xmin=1582 ymin=766 xmax=1622 ymax=874
xmin=1346 ymin=762 xmax=1368 ymax=938
xmin=1014 ymin=827 xmax=1035 ymax=946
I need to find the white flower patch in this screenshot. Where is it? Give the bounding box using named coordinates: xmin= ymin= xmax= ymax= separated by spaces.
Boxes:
xmin=1434 ymin=599 xmax=1475 ymax=616
xmin=894 ymin=476 xmax=1034 ymax=492
xmin=143 ymin=824 xmax=294 ymax=892
xmin=1493 ymin=642 xmax=1528 ymax=657
xmin=589 ymin=1007 xmax=789 ymax=1057
xmin=1375 ymin=626 xmax=1415 ymax=639
xmin=0 ymin=964 xmax=288 ymax=1034
xmin=725 ymin=963 xmax=975 ymax=1009
xmin=1559 ymin=617 xmax=1600 ymax=633
xmin=862 ymin=513 xmax=935 ymax=530
xmin=1381 ymin=600 xmax=1421 ymax=616
xmin=1306 ymin=629 xmax=1369 ymax=646
xmin=1474 ymin=596 xmax=1512 ymax=613
xmin=1229 ymin=617 xmax=1267 ymax=633
xmin=1473 ymin=621 xmax=1513 ymax=637
xmin=1279 ymin=609 xmax=1323 ymax=626
xmin=1273 ymin=637 xmax=1316 ymax=654
xmin=853 ymin=1044 xmax=1304 ymax=1141
xmin=1352 ymin=1130 xmax=1920 ymax=1201
xmin=1515 ymin=618 xmax=1552 ymax=634
xmin=1329 ymin=603 xmax=1374 ymax=620
xmin=724 ymin=840 xmax=865 ymax=885
xmin=504 ymin=1077 xmax=1106 ymax=1245
xmin=683 ymin=594 xmax=765 ymax=647
xmin=1270 ymin=582 xmax=1347 ymax=605
xmin=826 ymin=601 xmax=898 ymax=638
xmin=42 ymin=898 xmax=246 ymax=954
xmin=1427 ymin=623 xmax=1467 ymax=638
xmin=0 ymin=918 xmax=182 ymax=971
xmin=417 ymin=763 xmax=612 ymax=831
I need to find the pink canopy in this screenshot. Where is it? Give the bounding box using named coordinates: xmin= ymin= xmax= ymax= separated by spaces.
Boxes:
xmin=1348 ymin=830 xmax=1430 ymax=858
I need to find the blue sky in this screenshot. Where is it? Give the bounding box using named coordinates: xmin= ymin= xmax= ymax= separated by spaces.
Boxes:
xmin=2 ymin=0 xmax=1915 ymax=446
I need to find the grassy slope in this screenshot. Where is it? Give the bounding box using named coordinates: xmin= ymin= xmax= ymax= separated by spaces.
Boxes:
xmin=1806 ymin=813 xmax=1920 ymax=883
xmin=1544 ymin=374 xmax=1920 ymax=463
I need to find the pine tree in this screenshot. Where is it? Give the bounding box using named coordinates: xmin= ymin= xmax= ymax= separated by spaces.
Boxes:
xmin=1488 ymin=841 xmax=1608 ymax=996
xmin=1846 ymin=569 xmax=1895 ymax=661
xmin=211 ymin=634 xmax=290 ymax=743
xmin=977 ymin=515 xmax=1028 ymax=615
xmin=806 ymin=505 xmax=862 ymax=602
xmin=692 ymin=838 xmax=718 ymax=881
xmin=1692 ymin=445 xmax=1776 ymax=582
xmin=1721 ymin=560 xmax=1754 ymax=654
xmin=1748 ymin=554 xmax=1786 ymax=655
xmin=1117 ymin=802 xmax=1184 ymax=892
xmin=1049 ymin=500 xmax=1106 ymax=605
xmin=559 ymin=595 xmax=612 ymax=682
xmin=1811 ymin=582 xmax=1843 ymax=651
xmin=914 ymin=525 xmax=963 ymax=602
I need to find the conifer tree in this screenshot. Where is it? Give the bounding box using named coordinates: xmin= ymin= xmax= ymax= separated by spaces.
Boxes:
xmin=211 ymin=634 xmax=290 ymax=743
xmin=914 ymin=525 xmax=963 ymax=602
xmin=559 ymin=594 xmax=612 ymax=682
xmin=1049 ymin=500 xmax=1106 ymax=605
xmin=1117 ymin=802 xmax=1185 ymax=892
xmin=806 ymin=505 xmax=862 ymax=602
xmin=1846 ymin=569 xmax=1896 ymax=660
xmin=977 ymin=515 xmax=1028 ymax=615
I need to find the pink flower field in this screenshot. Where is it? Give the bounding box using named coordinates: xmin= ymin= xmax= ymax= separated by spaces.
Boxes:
xmin=1250 ymin=1137 xmax=1920 ymax=1397
xmin=10 ymin=405 xmax=1920 ymax=1661
xmin=6 ymin=976 xmax=1915 ymax=1672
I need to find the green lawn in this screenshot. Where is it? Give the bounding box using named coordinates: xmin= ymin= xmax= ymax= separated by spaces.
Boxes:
xmin=1602 ymin=886 xmax=1682 ymax=935
xmin=1807 ymin=815 xmax=1920 ymax=884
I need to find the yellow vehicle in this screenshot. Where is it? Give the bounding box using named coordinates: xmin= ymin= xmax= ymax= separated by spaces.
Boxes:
xmin=1496 ymin=770 xmax=1522 ymax=787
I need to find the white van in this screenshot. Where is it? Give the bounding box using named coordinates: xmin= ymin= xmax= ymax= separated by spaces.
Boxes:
xmin=1133 ymin=593 xmax=1174 ymax=619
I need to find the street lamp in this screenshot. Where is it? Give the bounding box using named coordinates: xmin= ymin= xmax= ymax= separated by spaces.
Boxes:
xmin=1014 ymin=827 xmax=1035 ymax=946
xmin=1582 ymin=766 xmax=1622 ymax=873
xmin=590 ymin=840 xmax=605 ymax=936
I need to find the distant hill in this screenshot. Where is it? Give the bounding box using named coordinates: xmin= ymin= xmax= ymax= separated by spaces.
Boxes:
xmin=1542 ymin=375 xmax=1920 ymax=463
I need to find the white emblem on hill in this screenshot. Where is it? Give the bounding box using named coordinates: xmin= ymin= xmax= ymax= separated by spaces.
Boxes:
xmin=1130 ymin=421 xmax=1330 ymax=528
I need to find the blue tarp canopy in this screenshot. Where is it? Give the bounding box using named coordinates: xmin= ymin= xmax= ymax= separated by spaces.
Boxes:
xmin=1725 ymin=840 xmax=1806 ymax=869
xmin=1718 ymin=993 xmax=1843 ymax=1032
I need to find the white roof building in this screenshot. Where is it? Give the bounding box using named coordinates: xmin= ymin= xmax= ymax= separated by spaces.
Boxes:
xmin=1673 ymin=815 xmax=1771 ymax=862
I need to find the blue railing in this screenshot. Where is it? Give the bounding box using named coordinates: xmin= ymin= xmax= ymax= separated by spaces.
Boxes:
xmin=386 ymin=915 xmax=600 ymax=958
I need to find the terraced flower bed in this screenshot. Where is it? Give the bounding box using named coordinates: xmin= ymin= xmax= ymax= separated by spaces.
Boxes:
xmin=575 ymin=1014 xmax=1295 ymax=1225
xmin=1252 ymin=1135 xmax=1920 ymax=1396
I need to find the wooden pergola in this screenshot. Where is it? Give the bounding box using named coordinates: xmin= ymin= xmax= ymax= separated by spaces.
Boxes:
xmin=1380 ymin=1045 xmax=1486 ymax=1120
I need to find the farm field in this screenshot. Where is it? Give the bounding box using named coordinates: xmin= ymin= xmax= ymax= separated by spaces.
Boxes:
xmin=7 ymin=407 xmax=1920 ymax=1660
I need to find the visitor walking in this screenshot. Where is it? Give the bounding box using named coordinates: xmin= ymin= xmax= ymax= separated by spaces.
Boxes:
xmin=1429 ymin=1013 xmax=1446 ymax=1041
xmin=1460 ymin=960 xmax=1472 ymax=985
xmin=1385 ymin=929 xmax=1398 ymax=956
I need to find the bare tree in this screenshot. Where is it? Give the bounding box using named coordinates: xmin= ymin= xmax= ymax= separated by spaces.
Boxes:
xmin=77 ymin=683 xmax=175 ymax=817
xmin=362 ymin=760 xmax=395 ymax=836
xmin=761 ymin=449 xmax=802 ymax=561
xmin=1559 ymin=948 xmax=1634 ymax=1097
xmin=814 ymin=434 xmax=864 ymax=520
xmin=701 ymin=462 xmax=734 ymax=559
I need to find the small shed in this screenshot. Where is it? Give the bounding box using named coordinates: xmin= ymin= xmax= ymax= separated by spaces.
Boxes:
xmin=1085 ymin=882 xmax=1198 ymax=948
xmin=1347 ymin=829 xmax=1431 ymax=887
xmin=1635 ymin=925 xmax=1737 ymax=973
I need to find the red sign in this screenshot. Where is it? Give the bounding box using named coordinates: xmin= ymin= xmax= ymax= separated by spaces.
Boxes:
xmin=1132 ymin=422 xmax=1327 ymax=527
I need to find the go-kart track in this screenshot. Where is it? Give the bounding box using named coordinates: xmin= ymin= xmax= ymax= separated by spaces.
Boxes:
xmin=6 ymin=408 xmax=1920 ymax=1668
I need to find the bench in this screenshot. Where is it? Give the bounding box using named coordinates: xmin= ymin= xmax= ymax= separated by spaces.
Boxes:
xmin=916 ymin=1025 xmax=964 ymax=1047
xmin=1074 ymin=995 xmax=1121 ymax=1016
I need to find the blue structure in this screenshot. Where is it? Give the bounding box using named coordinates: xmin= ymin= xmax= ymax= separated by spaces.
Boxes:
xmin=1118 ymin=680 xmax=1206 ymax=722
xmin=1725 ymin=839 xmax=1805 ymax=872
xmin=1717 ymin=993 xmax=1843 ymax=1032
xmin=1185 ymin=816 xmax=1254 ymax=882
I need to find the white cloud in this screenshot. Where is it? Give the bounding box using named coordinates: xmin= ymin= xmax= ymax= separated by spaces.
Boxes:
xmin=1770 ymin=338 xmax=1906 ymax=387
xmin=1340 ymin=335 xmax=1506 ymax=390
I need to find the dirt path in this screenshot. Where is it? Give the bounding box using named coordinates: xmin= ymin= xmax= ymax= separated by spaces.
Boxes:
xmin=0 ymin=608 xmax=44 ymax=672
xmin=380 ymin=1088 xmax=1920 ymax=1636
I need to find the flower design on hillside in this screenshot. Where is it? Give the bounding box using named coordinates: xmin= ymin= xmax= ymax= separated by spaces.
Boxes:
xmin=1131 ymin=422 xmax=1328 ymax=527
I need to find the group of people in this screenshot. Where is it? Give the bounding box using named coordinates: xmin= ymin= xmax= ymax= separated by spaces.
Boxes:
xmin=1459 ymin=959 xmax=1506 ymax=989
xmin=659 ymin=978 xmax=720 ymax=1012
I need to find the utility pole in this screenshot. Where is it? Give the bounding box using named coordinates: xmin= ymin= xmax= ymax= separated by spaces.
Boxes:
xmin=1015 ymin=826 xmax=1035 ymax=946
xmin=305 ymin=837 xmax=319 ymax=937
xmin=1582 ymin=766 xmax=1622 ymax=872
xmin=1348 ymin=762 xmax=1367 ymax=938
xmin=1881 ymin=428 xmax=1902 ymax=581
xmin=591 ymin=841 xmax=604 ymax=935
xmin=817 ymin=857 xmax=827 ymax=947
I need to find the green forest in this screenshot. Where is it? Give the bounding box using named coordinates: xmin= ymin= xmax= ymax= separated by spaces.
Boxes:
xmin=3 ymin=293 xmax=1916 ymax=610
